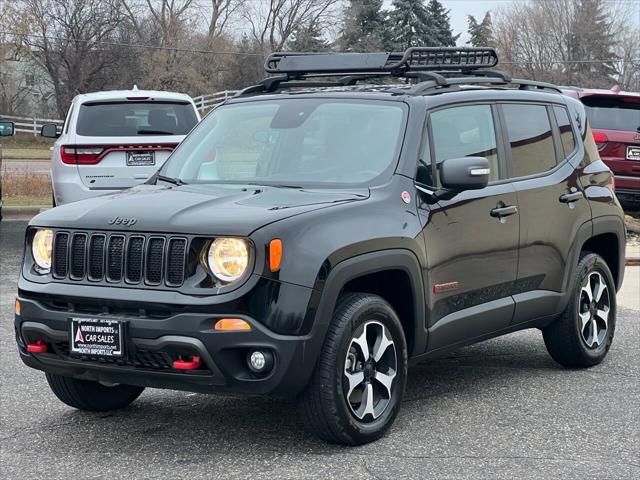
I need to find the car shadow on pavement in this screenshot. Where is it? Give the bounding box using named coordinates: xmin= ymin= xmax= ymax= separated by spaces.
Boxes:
xmin=36 ymin=331 xmax=564 ymax=456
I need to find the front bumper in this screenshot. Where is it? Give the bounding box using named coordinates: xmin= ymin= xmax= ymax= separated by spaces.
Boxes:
xmin=15 ymin=280 xmax=324 ymax=397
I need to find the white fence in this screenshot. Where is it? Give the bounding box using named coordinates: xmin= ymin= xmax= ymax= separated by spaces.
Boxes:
xmin=0 ymin=114 xmax=64 ymax=135
xmin=1 ymin=90 xmax=238 ymax=134
xmin=192 ymin=90 xmax=238 ymax=112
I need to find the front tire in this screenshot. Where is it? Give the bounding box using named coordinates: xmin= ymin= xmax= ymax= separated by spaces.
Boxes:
xmin=543 ymin=252 xmax=616 ymax=368
xmin=46 ymin=373 xmax=144 ymax=412
xmin=302 ymin=293 xmax=408 ymax=445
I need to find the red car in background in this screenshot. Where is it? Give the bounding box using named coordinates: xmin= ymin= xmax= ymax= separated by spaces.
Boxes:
xmin=562 ymin=86 xmax=640 ymax=209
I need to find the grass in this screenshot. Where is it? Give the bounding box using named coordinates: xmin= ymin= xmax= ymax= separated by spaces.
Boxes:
xmin=1 ymin=170 xmax=52 ymax=207
xmin=2 ymin=148 xmax=52 ymax=160
xmin=0 ymin=132 xmax=54 ymax=160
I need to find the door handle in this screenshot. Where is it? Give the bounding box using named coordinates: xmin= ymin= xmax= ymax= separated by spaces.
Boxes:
xmin=559 ymin=191 xmax=584 ymax=203
xmin=490 ymin=205 xmax=518 ymax=218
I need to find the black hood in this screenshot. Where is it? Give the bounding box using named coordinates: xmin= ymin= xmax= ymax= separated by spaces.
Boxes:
xmin=30 ymin=184 xmax=369 ymax=235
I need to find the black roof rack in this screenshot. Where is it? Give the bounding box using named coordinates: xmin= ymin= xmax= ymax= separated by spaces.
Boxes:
xmin=265 ymin=47 xmax=498 ymax=75
xmin=235 ymin=47 xmax=561 ymax=98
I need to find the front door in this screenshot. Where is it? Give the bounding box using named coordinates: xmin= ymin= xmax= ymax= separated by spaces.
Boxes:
xmin=417 ymin=103 xmax=519 ymax=352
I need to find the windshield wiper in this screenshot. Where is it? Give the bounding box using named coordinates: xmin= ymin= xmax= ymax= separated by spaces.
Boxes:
xmin=137 ymin=129 xmax=175 ymax=135
xmin=246 ymin=182 xmax=302 ymax=189
xmin=156 ymin=174 xmax=187 ymax=186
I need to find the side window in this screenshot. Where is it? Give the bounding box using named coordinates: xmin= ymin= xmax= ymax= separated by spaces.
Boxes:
xmin=502 ymin=104 xmax=556 ymax=178
xmin=553 ymin=105 xmax=577 ymax=157
xmin=416 ymin=131 xmax=433 ymax=185
xmin=429 ymin=104 xmax=500 ymax=184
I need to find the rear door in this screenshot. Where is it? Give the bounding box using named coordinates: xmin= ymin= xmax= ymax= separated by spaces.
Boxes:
xmin=419 ymin=103 xmax=520 ymax=351
xmin=71 ymin=100 xmax=199 ymax=190
xmin=500 ymin=102 xmax=592 ymax=324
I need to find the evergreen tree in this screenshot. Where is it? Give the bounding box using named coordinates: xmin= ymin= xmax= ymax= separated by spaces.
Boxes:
xmin=339 ymin=0 xmax=386 ymax=52
xmin=387 ymin=0 xmax=433 ymax=50
xmin=426 ymin=0 xmax=459 ymax=47
xmin=567 ymin=0 xmax=617 ymax=87
xmin=286 ymin=23 xmax=329 ymax=52
xmin=467 ymin=12 xmax=494 ymax=47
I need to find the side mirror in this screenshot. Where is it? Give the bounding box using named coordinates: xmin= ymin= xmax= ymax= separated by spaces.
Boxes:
xmin=439 ymin=156 xmax=490 ymax=190
xmin=0 ymin=121 xmax=15 ymax=137
xmin=41 ymin=123 xmax=60 ymax=138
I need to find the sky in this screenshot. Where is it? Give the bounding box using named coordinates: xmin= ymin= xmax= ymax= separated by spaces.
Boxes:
xmin=442 ymin=0 xmax=511 ymax=44
xmin=402 ymin=0 xmax=640 ymax=44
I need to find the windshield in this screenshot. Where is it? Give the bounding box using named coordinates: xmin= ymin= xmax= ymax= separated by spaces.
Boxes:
xmin=76 ymin=101 xmax=198 ymax=136
xmin=581 ymin=96 xmax=640 ymax=132
xmin=161 ymin=98 xmax=407 ymax=186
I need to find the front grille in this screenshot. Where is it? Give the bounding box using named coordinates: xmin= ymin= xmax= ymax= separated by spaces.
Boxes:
xmin=107 ymin=235 xmax=125 ymax=282
xmin=51 ymin=230 xmax=187 ymax=288
xmin=70 ymin=233 xmax=87 ymax=279
xmin=145 ymin=238 xmax=165 ymax=285
xmin=88 ymin=235 xmax=105 ymax=280
xmin=53 ymin=233 xmax=69 ymax=278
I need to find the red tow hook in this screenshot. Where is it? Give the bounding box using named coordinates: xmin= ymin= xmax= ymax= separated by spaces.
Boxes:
xmin=27 ymin=340 xmax=48 ymax=353
xmin=173 ymin=356 xmax=201 ymax=370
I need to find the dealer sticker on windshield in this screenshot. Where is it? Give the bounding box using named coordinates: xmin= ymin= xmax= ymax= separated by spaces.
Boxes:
xmin=70 ymin=318 xmax=124 ymax=357
xmin=627 ymin=146 xmax=640 ymax=161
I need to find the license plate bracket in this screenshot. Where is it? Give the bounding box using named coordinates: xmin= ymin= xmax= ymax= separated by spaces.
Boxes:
xmin=70 ymin=317 xmax=125 ymax=357
xmin=127 ymin=151 xmax=155 ymax=166
xmin=627 ymin=146 xmax=640 ymax=161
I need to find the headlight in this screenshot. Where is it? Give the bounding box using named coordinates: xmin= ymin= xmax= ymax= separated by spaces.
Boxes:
xmin=206 ymin=238 xmax=249 ymax=283
xmin=32 ymin=229 xmax=53 ymax=273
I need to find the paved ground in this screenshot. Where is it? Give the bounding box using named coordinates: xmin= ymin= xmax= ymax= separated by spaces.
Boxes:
xmin=1 ymin=219 xmax=639 ymax=479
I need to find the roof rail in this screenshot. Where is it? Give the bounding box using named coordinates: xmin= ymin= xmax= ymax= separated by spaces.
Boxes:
xmin=264 ymin=47 xmax=499 ymax=75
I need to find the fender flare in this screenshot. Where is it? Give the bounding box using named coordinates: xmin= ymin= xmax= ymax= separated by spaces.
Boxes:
xmin=561 ymin=215 xmax=625 ymax=312
xmin=309 ymin=249 xmax=427 ymax=356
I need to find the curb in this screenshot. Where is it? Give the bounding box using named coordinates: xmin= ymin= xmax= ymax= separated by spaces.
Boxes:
xmin=1 ymin=205 xmax=50 ymax=219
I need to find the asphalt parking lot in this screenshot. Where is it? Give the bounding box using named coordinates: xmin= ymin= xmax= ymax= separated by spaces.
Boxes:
xmin=1 ymin=219 xmax=639 ymax=479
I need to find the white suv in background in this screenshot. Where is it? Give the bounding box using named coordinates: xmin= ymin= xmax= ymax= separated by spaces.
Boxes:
xmin=42 ymin=88 xmax=200 ymax=205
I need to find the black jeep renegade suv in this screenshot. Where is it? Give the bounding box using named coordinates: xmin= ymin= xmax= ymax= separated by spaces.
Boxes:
xmin=15 ymin=48 xmax=626 ymax=445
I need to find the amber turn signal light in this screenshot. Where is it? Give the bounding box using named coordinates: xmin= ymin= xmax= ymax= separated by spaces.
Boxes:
xmin=214 ymin=318 xmax=251 ymax=331
xmin=15 ymin=299 xmax=21 ymax=316
xmin=269 ymin=239 xmax=283 ymax=272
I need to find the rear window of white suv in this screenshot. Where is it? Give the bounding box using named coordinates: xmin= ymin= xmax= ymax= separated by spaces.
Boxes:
xmin=76 ymin=101 xmax=198 ymax=137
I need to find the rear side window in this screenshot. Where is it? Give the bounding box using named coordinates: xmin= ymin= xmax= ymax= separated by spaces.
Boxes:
xmin=581 ymin=96 xmax=639 ymax=132
xmin=429 ymin=104 xmax=500 ymax=184
xmin=76 ymin=102 xmax=198 ymax=137
xmin=553 ymin=106 xmax=577 ymax=157
xmin=503 ymin=104 xmax=556 ymax=178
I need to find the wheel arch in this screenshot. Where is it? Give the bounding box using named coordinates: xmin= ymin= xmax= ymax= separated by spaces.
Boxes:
xmin=312 ymin=249 xmax=427 ymax=358
xmin=560 ymin=215 xmax=625 ymax=314
xmin=584 ymin=215 xmax=626 ymax=291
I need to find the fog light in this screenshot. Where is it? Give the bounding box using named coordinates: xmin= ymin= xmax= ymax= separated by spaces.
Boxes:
xmin=247 ymin=350 xmax=274 ymax=374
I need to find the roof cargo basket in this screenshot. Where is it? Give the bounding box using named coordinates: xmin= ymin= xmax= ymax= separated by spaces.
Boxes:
xmin=264 ymin=47 xmax=499 ymax=75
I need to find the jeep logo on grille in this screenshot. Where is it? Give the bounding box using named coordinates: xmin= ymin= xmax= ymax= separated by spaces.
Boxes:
xmin=108 ymin=216 xmax=137 ymax=227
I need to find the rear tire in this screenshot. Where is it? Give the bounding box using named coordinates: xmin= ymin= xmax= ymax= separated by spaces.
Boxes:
xmin=543 ymin=252 xmax=616 ymax=368
xmin=46 ymin=373 xmax=144 ymax=412
xmin=302 ymin=293 xmax=408 ymax=445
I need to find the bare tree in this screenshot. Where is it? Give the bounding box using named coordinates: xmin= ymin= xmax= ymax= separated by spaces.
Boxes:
xmin=493 ymin=0 xmax=632 ymax=88
xmin=244 ymin=0 xmax=340 ymax=52
xmin=205 ymin=0 xmax=245 ymax=39
xmin=12 ymin=0 xmax=128 ymax=117
xmin=616 ymin=26 xmax=640 ymax=91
